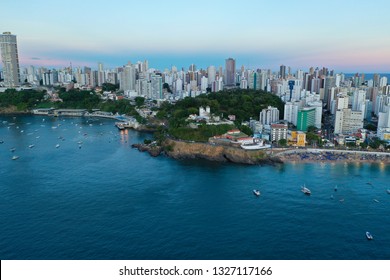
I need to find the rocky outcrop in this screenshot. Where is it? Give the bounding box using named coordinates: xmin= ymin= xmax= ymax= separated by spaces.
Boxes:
xmin=131 ymin=143 xmax=162 ymax=157
xmin=162 ymin=139 xmax=282 ymax=165
xmin=0 ymin=106 xmax=30 ymax=114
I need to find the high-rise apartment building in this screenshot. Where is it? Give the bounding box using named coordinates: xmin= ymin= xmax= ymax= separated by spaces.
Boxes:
xmin=225 ymin=58 xmax=235 ymax=86
xmin=297 ymin=107 xmax=316 ymax=132
xmin=259 ymin=106 xmax=279 ymax=125
xmin=334 ymin=109 xmax=363 ymax=134
xmin=120 ymin=63 xmax=136 ymax=92
xmin=0 ymin=32 xmax=20 ymax=87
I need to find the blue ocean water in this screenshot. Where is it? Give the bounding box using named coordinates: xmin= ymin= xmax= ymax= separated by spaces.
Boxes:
xmin=0 ymin=115 xmax=389 ymax=260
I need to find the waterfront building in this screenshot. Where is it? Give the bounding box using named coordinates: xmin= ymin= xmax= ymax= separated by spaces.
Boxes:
xmin=297 ymin=107 xmax=316 ymax=132
xmin=0 ymin=32 xmax=20 ymax=87
xmin=259 ymin=106 xmax=279 ymax=125
xmin=290 ymin=131 xmax=306 ymax=147
xmin=271 ymin=123 xmax=288 ymax=142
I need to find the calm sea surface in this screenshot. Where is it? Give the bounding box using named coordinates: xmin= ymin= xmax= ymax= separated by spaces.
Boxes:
xmin=1 ymin=115 xmax=389 ymax=260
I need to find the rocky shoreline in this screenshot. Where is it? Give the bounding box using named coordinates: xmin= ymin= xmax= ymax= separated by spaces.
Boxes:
xmin=0 ymin=106 xmax=30 ymax=115
xmin=132 ymin=139 xmax=390 ymax=165
xmin=132 ymin=138 xmax=283 ymax=165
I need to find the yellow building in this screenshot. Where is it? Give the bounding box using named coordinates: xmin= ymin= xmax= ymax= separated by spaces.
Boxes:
xmin=290 ymin=131 xmax=306 ymax=147
xmin=296 ymin=131 xmax=306 ymax=147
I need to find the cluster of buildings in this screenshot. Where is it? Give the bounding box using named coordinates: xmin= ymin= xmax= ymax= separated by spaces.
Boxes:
xmin=1 ymin=32 xmax=390 ymax=147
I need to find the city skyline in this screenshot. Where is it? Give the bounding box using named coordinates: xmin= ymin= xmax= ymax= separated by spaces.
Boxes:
xmin=2 ymin=0 xmax=390 ymax=72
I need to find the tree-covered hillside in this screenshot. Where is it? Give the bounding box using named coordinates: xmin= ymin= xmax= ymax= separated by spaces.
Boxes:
xmin=156 ymin=89 xmax=284 ymax=142
xmin=157 ymin=89 xmax=284 ymax=126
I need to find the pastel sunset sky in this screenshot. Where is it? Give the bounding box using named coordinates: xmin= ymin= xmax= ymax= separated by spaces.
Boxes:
xmin=2 ymin=0 xmax=390 ymax=72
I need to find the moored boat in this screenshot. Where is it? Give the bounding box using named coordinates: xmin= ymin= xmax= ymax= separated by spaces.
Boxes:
xmin=301 ymin=185 xmax=311 ymax=195
xmin=366 ymin=232 xmax=373 ymax=240
xmin=253 ymin=190 xmax=261 ymax=196
xmin=12 ymin=155 xmax=19 ymax=160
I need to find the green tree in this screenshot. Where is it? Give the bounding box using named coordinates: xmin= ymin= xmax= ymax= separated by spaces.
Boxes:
xmin=134 ymin=96 xmax=145 ymax=107
xmin=163 ymin=83 xmax=172 ymax=93
xmin=278 ymin=139 xmax=288 ymax=147
xmin=102 ymin=83 xmax=119 ymax=92
xmin=364 ymin=123 xmax=377 ymax=131
xmin=237 ymin=124 xmax=253 ymax=136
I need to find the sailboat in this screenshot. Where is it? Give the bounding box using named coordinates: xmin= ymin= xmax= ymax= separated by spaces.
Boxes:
xmin=301 ymin=184 xmax=311 ymax=195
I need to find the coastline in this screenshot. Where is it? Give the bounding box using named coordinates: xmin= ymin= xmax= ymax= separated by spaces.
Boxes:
xmin=134 ymin=139 xmax=390 ymax=166
xmin=274 ymin=148 xmax=390 ymax=164
xmin=3 ymin=110 xmax=390 ymax=165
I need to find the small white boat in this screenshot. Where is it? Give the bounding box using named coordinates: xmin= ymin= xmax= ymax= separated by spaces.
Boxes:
xmin=12 ymin=155 xmax=19 ymax=160
xmin=334 ymin=185 xmax=338 ymax=191
xmin=373 ymin=199 xmax=379 ymax=203
xmin=387 ymin=189 xmax=390 ymax=194
xmin=10 ymin=147 xmax=16 ymax=152
xmin=366 ymin=232 xmax=373 ymax=240
xmin=29 ymin=144 xmax=35 ymax=148
xmin=253 ymin=190 xmax=261 ymax=196
xmin=55 ymin=144 xmax=60 ymax=148
xmin=301 ymin=185 xmax=311 ymax=195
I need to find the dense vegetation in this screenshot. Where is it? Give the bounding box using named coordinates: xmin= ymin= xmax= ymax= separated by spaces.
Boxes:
xmin=0 ymin=88 xmax=144 ymax=123
xmin=167 ymin=124 xmax=235 ymax=142
xmin=0 ymin=89 xmax=45 ymax=111
xmin=156 ymin=89 xmax=285 ymax=142
xmin=158 ymin=89 xmax=284 ymax=124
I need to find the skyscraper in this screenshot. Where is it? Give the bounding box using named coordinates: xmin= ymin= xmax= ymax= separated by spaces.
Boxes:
xmin=0 ymin=32 xmax=20 ymax=87
xmin=225 ymin=58 xmax=235 ymax=86
xmin=279 ymin=65 xmax=286 ymax=80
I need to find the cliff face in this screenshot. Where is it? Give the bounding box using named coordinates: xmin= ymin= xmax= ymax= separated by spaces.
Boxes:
xmin=163 ymin=139 xmax=282 ymax=165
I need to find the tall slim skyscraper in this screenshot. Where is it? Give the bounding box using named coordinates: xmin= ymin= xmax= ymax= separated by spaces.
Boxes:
xmin=225 ymin=58 xmax=236 ymax=86
xmin=279 ymin=65 xmax=286 ymax=80
xmin=0 ymin=32 xmax=20 ymax=87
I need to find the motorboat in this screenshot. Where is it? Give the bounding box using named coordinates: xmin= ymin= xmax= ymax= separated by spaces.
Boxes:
xmin=12 ymin=155 xmax=19 ymax=160
xmin=366 ymin=232 xmax=373 ymax=240
xmin=55 ymin=144 xmax=60 ymax=148
xmin=301 ymin=185 xmax=311 ymax=195
xmin=387 ymin=189 xmax=390 ymax=194
xmin=253 ymin=190 xmax=261 ymax=196
xmin=29 ymin=144 xmax=35 ymax=148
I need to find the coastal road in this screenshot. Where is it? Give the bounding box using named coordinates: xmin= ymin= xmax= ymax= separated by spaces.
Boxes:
xmin=276 ymin=148 xmax=390 ymax=157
